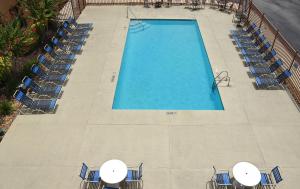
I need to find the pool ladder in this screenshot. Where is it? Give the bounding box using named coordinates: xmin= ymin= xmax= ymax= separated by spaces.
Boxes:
xmin=212 ymin=71 xmax=231 ymax=89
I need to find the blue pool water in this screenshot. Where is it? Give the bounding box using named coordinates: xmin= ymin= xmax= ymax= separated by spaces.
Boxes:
xmin=113 ymin=19 xmax=224 ymax=110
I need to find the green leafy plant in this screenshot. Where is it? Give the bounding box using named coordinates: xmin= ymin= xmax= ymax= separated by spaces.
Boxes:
xmin=0 ymin=19 xmax=31 ymax=57
xmin=0 ymin=58 xmax=36 ymax=97
xmin=0 ymin=100 xmax=14 ymax=116
xmin=21 ymin=58 xmax=36 ymax=78
xmin=18 ymin=0 xmax=63 ymax=35
xmin=0 ymin=55 xmax=13 ymax=83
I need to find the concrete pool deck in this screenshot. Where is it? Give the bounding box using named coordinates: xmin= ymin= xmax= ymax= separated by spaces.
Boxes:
xmin=0 ymin=6 xmax=300 ymax=189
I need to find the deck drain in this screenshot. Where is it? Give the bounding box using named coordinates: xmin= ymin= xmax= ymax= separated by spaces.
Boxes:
xmin=166 ymin=112 xmax=177 ymax=115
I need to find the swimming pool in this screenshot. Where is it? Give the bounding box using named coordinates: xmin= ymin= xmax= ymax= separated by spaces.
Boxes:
xmin=113 ymin=19 xmax=224 ymax=110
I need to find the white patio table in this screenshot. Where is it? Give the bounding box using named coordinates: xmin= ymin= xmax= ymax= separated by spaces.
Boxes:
xmin=233 ymin=162 xmax=261 ymax=188
xmin=100 ymin=159 xmax=128 ymax=187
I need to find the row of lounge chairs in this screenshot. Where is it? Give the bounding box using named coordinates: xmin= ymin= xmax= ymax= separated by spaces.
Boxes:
xmin=13 ymin=17 xmax=93 ymax=114
xmin=230 ymin=23 xmax=292 ymax=89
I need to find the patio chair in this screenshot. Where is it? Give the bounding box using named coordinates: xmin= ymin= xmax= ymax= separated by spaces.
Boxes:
xmin=154 ymin=0 xmax=162 ymax=8
xmin=232 ymin=28 xmax=261 ymax=43
xmin=126 ymin=163 xmax=143 ymax=189
xmin=244 ymin=49 xmax=277 ymax=66
xmin=236 ymin=34 xmax=265 ymax=49
xmin=143 ymin=0 xmax=150 ymax=7
xmin=22 ymin=76 xmax=62 ymax=98
xmin=259 ymin=166 xmax=283 ymax=189
xmin=240 ymin=35 xmax=267 ymax=49
xmin=167 ymin=0 xmax=173 ymax=7
xmin=230 ymin=23 xmax=257 ymax=37
xmin=249 ymin=59 xmax=283 ymax=76
xmin=210 ymin=0 xmax=219 ymax=9
xmin=211 ymin=166 xmax=232 ymax=189
xmin=241 ymin=42 xmax=271 ymax=56
xmin=79 ymin=163 xmax=101 ymax=189
xmin=244 ymin=49 xmax=277 ymax=67
xmin=185 ymin=0 xmax=192 ymax=9
xmin=31 ymin=64 xmax=67 ymax=85
xmin=13 ymin=90 xmax=57 ymax=114
xmin=57 ymin=29 xmax=86 ymax=45
xmin=62 ymin=21 xmax=89 ymax=36
xmin=44 ymin=44 xmax=76 ymax=62
xmin=38 ymin=54 xmax=72 ymax=74
xmin=67 ymin=17 xmax=93 ymax=30
xmin=191 ymin=0 xmax=200 ymax=10
xmin=51 ymin=37 xmax=82 ymax=53
xmin=255 ymin=70 xmax=292 ymax=89
xmin=201 ymin=0 xmax=206 ymax=8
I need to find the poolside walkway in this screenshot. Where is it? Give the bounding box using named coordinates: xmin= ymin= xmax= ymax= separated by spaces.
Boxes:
xmin=0 ymin=6 xmax=300 ymax=189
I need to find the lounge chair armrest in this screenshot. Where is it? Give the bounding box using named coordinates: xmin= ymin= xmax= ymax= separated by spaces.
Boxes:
xmin=37 ymin=94 xmax=52 ymax=99
xmin=217 ymin=183 xmax=232 ymax=186
xmin=86 ymin=180 xmax=101 ymax=183
xmin=50 ymin=70 xmax=64 ymax=75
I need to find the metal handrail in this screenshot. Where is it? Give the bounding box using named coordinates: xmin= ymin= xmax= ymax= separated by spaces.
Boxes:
xmin=214 ymin=70 xmax=229 ymax=80
xmin=212 ymin=71 xmax=230 ymax=88
xmin=215 ymin=76 xmax=231 ymax=87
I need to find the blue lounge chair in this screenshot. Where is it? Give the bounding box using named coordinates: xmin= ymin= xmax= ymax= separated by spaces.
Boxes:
xmin=62 ymin=21 xmax=89 ymax=36
xmin=51 ymin=37 xmax=82 ymax=53
xmin=232 ymin=28 xmax=261 ymax=43
xmin=249 ymin=59 xmax=283 ymax=76
xmin=67 ymin=17 xmax=93 ymax=30
xmin=230 ymin=23 xmax=257 ymax=37
xmin=38 ymin=54 xmax=72 ymax=73
xmin=260 ymin=166 xmax=283 ymax=188
xmin=22 ymin=76 xmax=62 ymax=98
xmin=211 ymin=166 xmax=232 ymax=189
xmin=57 ymin=28 xmax=86 ymax=45
xmin=31 ymin=64 xmax=67 ymax=85
xmin=236 ymin=35 xmax=266 ymax=49
xmin=255 ymin=70 xmax=292 ymax=88
xmin=44 ymin=44 xmax=76 ymax=62
xmin=79 ymin=163 xmax=101 ymax=189
xmin=241 ymin=42 xmax=271 ymax=56
xmin=13 ymin=90 xmax=57 ymax=114
xmin=244 ymin=49 xmax=277 ymax=66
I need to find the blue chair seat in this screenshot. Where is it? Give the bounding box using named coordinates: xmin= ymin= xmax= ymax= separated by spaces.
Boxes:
xmin=55 ymin=86 xmax=62 ymax=94
xmin=127 ymin=170 xmax=138 ymax=180
xmin=256 ymin=77 xmax=279 ymax=87
xmin=250 ymin=66 xmax=270 ymax=75
xmin=216 ymin=173 xmax=231 ymax=185
xmin=49 ymin=99 xmax=57 ymax=110
xmin=72 ymin=44 xmax=82 ymax=52
xmin=87 ymin=170 xmax=100 ymax=182
xmin=260 ymin=173 xmax=270 ymax=185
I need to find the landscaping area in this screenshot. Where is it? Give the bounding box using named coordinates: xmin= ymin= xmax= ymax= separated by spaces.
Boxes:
xmin=0 ymin=0 xmax=68 ymax=140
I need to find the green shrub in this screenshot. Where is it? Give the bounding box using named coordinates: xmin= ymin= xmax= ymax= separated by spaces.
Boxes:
xmin=18 ymin=0 xmax=64 ymax=38
xmin=0 ymin=55 xmax=12 ymax=83
xmin=0 ymin=100 xmax=13 ymax=116
xmin=21 ymin=58 xmax=36 ymax=78
xmin=0 ymin=19 xmax=27 ymax=57
xmin=0 ymin=58 xmax=36 ymax=97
